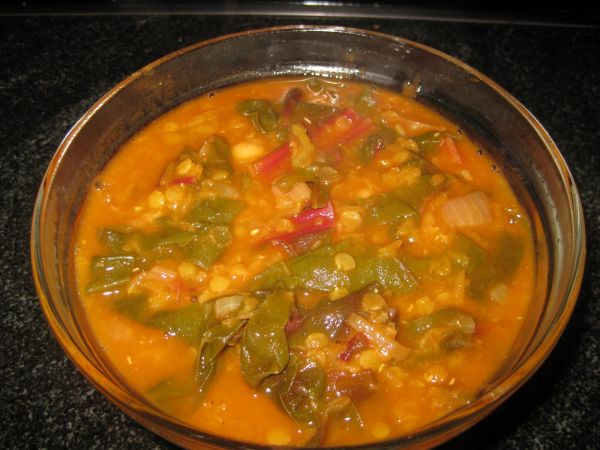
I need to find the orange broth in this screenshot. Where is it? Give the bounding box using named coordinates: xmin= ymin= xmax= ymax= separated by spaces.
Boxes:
xmin=74 ymin=77 xmax=535 ymax=447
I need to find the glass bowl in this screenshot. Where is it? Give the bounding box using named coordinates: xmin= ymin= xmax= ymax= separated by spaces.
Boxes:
xmin=31 ymin=25 xmax=585 ymax=449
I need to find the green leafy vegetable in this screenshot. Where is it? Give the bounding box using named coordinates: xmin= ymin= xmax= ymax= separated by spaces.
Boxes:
xmin=85 ymin=272 xmax=132 ymax=295
xmin=404 ymin=309 xmax=476 ymax=339
xmin=274 ymin=166 xmax=338 ymax=194
xmin=318 ymin=396 xmax=364 ymax=442
xmin=98 ymin=228 xmax=131 ymax=253
xmin=349 ymin=256 xmax=417 ymax=294
xmin=145 ymin=302 xmax=214 ymax=346
xmin=114 ymin=295 xmax=247 ymax=395
xmin=184 ymin=226 xmax=232 ymax=269
xmin=413 ymin=131 xmax=442 ymax=155
xmin=196 ymin=320 xmax=244 ymax=393
xmin=403 ymin=309 xmax=476 ymax=353
xmin=389 ymin=174 xmax=446 ymax=210
xmin=274 ymin=168 xmax=315 ymax=193
xmin=450 ymin=233 xmax=486 ymax=274
xmin=357 ymin=135 xmax=384 ymax=165
xmin=241 ymin=290 xmax=293 ymax=387
xmin=252 ymin=240 xmax=417 ymax=294
xmin=85 ymin=254 xmax=137 ymax=295
xmin=199 ymin=135 xmax=233 ymax=174
xmin=287 ymin=248 xmax=349 ymax=292
xmin=96 ymin=227 xmax=196 ymax=257
xmin=155 ymin=228 xmax=197 ymax=248
xmin=287 ymin=294 xmax=358 ymax=348
xmin=439 ymin=329 xmax=472 ymax=350
xmin=291 ymin=102 xmax=337 ymax=125
xmin=279 ymin=356 xmax=327 ymax=426
xmin=112 ymin=294 xmax=150 ymax=322
xmin=91 ymin=254 xmax=136 ymax=273
xmin=356 ymin=127 xmax=397 ymax=165
xmin=187 ymin=198 xmax=243 ymax=226
xmin=146 ymin=377 xmax=194 ymax=412
xmin=469 ymin=232 xmax=525 ymax=299
xmin=401 ymin=232 xmax=486 ymax=284
xmin=367 ymin=194 xmax=417 ymax=233
xmin=236 ymin=99 xmax=279 ymax=133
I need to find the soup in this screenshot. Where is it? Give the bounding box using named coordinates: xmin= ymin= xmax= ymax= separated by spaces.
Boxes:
xmin=74 ymin=77 xmax=535 ymax=447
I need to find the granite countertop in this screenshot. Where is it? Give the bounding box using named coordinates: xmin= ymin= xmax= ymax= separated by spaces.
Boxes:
xmin=1 ymin=10 xmax=599 ymax=449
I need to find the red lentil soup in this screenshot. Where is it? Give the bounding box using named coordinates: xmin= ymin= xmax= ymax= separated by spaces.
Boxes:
xmin=74 ymin=77 xmax=535 ymax=447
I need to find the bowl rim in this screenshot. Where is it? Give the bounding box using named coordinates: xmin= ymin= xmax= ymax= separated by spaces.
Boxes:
xmin=31 ymin=24 xmax=586 ymax=449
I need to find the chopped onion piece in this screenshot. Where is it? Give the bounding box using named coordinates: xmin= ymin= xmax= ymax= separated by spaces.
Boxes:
xmin=442 ymin=191 xmax=492 ymax=227
xmin=214 ymin=295 xmax=245 ymax=320
xmin=490 ymin=283 xmax=509 ymax=303
xmin=395 ymin=115 xmax=444 ymax=134
xmin=449 ymin=312 xmax=476 ymax=335
xmin=287 ymin=182 xmax=312 ymax=202
xmin=148 ymin=265 xmax=177 ymax=281
xmin=346 ymin=313 xmax=410 ymax=361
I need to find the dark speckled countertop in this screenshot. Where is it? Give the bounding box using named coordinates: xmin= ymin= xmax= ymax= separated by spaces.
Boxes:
xmin=1 ymin=8 xmax=599 ymax=450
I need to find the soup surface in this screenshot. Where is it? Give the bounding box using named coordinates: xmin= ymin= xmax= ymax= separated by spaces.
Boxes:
xmin=75 ymin=77 xmax=535 ymax=447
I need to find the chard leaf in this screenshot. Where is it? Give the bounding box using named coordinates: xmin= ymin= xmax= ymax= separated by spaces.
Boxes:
xmin=85 ymin=270 xmax=132 ymax=295
xmin=199 ymin=135 xmax=233 ymax=175
xmin=291 ymin=102 xmax=337 ymax=125
xmin=357 ymin=134 xmax=384 ymax=165
xmin=289 ymin=252 xmax=349 ymax=292
xmin=349 ymin=256 xmax=417 ymax=294
xmin=147 ymin=377 xmax=191 ymax=408
xmin=252 ymin=240 xmax=417 ymax=294
xmin=112 ymin=294 xmax=150 ymax=322
xmin=153 ymin=229 xmax=199 ymax=248
xmin=184 ymin=226 xmax=232 ymax=269
xmin=236 ymin=99 xmax=279 ymax=133
xmin=390 ymin=174 xmax=445 ymax=209
xmin=413 ymin=131 xmax=442 ymax=155
xmin=469 ymin=231 xmax=525 ymax=299
xmin=196 ymin=319 xmax=244 ymax=394
xmin=90 ymin=254 xmax=136 ymax=272
xmin=404 ymin=309 xmax=475 ymax=340
xmin=450 ymin=232 xmax=486 ymax=274
xmin=145 ymin=302 xmax=214 ymax=346
xmin=98 ymin=228 xmax=132 ymax=253
xmin=241 ymin=290 xmax=292 ymax=388
xmin=279 ymin=356 xmax=327 ymax=427
xmin=250 ymin=261 xmax=290 ymax=290
xmin=86 ymin=254 xmax=137 ymax=295
xmin=187 ymin=198 xmax=243 ymax=226
xmin=287 ymin=294 xmax=359 ymax=348
xmin=367 ymin=196 xmax=417 ymax=232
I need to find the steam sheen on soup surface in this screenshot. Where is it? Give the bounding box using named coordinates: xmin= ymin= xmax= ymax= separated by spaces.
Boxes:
xmin=75 ymin=77 xmax=535 ymax=446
